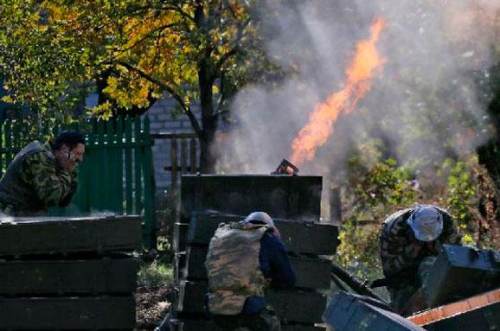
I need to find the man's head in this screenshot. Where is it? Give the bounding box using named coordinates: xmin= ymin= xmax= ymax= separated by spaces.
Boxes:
xmin=52 ymin=131 xmax=86 ymax=172
xmin=242 ymin=211 xmax=280 ymax=237
xmin=407 ymin=205 xmax=444 ymax=242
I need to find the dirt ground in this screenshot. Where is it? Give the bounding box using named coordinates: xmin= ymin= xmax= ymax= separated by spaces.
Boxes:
xmin=136 ymin=286 xmax=173 ymax=330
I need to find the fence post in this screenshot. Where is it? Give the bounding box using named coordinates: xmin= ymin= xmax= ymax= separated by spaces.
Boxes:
xmin=142 ymin=116 xmax=157 ymax=249
xmin=190 ymin=137 xmax=197 ymax=174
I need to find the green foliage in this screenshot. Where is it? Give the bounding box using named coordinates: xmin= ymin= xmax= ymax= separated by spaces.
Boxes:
xmin=440 ymin=159 xmax=477 ymax=245
xmin=337 ymin=157 xmax=417 ymax=281
xmin=137 ymin=260 xmax=173 ymax=289
xmin=0 ymin=1 xmax=276 ymax=120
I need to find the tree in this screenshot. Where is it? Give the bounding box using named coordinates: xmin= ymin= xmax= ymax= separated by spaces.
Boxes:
xmin=0 ymin=0 xmax=274 ymax=172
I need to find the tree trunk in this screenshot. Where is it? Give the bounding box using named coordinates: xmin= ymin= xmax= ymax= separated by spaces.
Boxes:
xmin=198 ymin=59 xmax=217 ymax=173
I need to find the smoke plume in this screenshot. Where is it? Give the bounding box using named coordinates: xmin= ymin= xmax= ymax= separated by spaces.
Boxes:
xmin=215 ymin=0 xmax=500 ymax=179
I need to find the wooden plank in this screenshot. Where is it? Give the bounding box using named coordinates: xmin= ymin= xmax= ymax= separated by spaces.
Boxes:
xmin=187 ymin=213 xmax=339 ymax=255
xmin=175 ymin=251 xmax=187 ymax=283
xmin=125 ymin=117 xmax=134 ymax=214
xmin=171 ymin=138 xmax=178 ymax=191
xmin=0 ymin=257 xmax=138 ymax=295
xmin=181 ymin=175 xmax=322 ymax=221
xmin=184 ymin=246 xmax=331 ymax=289
xmin=174 ymin=222 xmax=189 ymax=252
xmin=133 ymin=117 xmax=143 ymax=214
xmin=0 ymin=216 xmax=142 ymax=256
xmin=190 ymin=138 xmax=197 ymax=174
xmin=181 ymin=138 xmax=188 ymax=174
xmin=0 ymin=296 xmax=135 ymax=329
xmin=142 ymin=116 xmax=157 ymax=249
xmin=177 ymin=281 xmax=326 ymax=324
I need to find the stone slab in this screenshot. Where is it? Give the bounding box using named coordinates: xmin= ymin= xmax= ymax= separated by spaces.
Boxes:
xmin=181 ymin=175 xmax=322 ymax=221
xmin=184 ymin=246 xmax=331 ymax=289
xmin=187 ymin=213 xmax=339 ymax=255
xmin=0 ymin=296 xmax=136 ymax=329
xmin=0 ymin=216 xmax=142 ymax=257
xmin=177 ymin=281 xmax=326 ymax=324
xmin=0 ymin=257 xmax=138 ymax=295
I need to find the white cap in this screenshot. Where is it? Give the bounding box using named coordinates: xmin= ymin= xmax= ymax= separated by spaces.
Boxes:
xmin=407 ymin=205 xmax=443 ymax=242
xmin=243 ymin=211 xmax=275 ymax=228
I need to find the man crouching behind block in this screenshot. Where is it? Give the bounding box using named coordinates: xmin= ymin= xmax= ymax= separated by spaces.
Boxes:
xmin=205 ymin=211 xmax=296 ymax=331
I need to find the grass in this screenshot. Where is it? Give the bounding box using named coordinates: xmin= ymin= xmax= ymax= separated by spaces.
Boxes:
xmin=137 ymin=260 xmax=174 ymax=288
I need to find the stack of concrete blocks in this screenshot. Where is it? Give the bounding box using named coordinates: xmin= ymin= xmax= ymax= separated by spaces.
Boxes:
xmin=171 ymin=175 xmax=340 ymax=331
xmin=0 ymin=216 xmax=141 ymax=330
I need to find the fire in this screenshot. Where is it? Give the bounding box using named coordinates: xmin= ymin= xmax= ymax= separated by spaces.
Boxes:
xmin=290 ymin=18 xmax=386 ymax=166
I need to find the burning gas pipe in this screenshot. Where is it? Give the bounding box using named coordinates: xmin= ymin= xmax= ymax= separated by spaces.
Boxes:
xmin=290 ymin=18 xmax=386 ymax=168
xmin=271 ymin=159 xmax=299 ymax=175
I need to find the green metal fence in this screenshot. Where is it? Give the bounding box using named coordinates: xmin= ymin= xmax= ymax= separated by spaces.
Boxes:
xmin=0 ymin=116 xmax=157 ymax=248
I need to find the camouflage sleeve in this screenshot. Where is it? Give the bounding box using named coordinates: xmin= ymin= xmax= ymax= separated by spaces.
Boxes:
xmin=379 ymin=216 xmax=420 ymax=278
xmin=20 ymin=152 xmax=76 ymax=207
xmin=440 ymin=212 xmax=462 ymax=245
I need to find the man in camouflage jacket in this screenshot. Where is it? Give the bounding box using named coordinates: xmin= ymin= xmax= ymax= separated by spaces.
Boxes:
xmin=205 ymin=211 xmax=296 ymax=331
xmin=379 ymin=204 xmax=461 ymax=313
xmin=0 ymin=131 xmax=85 ymax=216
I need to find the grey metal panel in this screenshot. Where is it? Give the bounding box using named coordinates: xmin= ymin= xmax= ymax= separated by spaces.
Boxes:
xmin=323 ymin=291 xmax=425 ymax=331
xmin=0 ymin=216 xmax=142 ymax=256
xmin=173 ymin=222 xmax=189 ymax=252
xmin=181 ymin=175 xmax=322 ymax=221
xmin=0 ymin=257 xmax=138 ymax=295
xmin=0 ymin=296 xmax=136 ymax=329
xmin=187 ymin=213 xmax=339 ymax=255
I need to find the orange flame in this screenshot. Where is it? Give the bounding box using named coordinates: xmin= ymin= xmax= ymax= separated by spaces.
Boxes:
xmin=290 ymin=18 xmax=386 ymax=166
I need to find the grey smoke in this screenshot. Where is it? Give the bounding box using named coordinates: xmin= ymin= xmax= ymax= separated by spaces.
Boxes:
xmin=215 ymin=0 xmax=500 ymax=179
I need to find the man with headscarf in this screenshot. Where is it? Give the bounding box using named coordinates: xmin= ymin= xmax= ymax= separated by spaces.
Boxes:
xmin=379 ymin=204 xmax=462 ymax=313
xmin=205 ymin=211 xmax=296 ymax=331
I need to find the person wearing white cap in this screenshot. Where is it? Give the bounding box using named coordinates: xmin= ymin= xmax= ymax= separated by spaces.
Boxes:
xmin=378 ymin=204 xmax=462 ymax=314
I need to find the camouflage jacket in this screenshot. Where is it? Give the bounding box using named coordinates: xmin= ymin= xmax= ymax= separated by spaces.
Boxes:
xmin=379 ymin=207 xmax=461 ymax=285
xmin=205 ymin=222 xmax=270 ymax=315
xmin=0 ymin=141 xmax=77 ymax=216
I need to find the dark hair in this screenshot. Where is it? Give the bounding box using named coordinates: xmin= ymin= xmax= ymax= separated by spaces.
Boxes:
xmin=52 ymin=131 xmax=86 ymax=151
